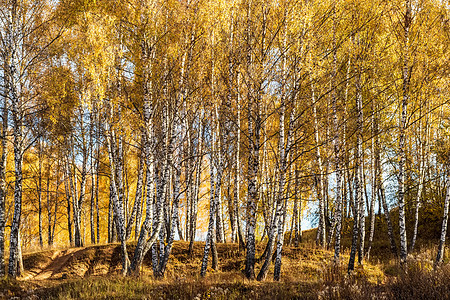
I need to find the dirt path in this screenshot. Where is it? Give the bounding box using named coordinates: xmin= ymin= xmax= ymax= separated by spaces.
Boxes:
xmin=34 ymin=248 xmax=79 ymax=280
xmin=21 ymin=248 xmax=80 ymax=280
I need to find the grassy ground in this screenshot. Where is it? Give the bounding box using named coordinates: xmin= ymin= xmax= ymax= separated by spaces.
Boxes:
xmin=1 ymin=227 xmax=449 ymax=299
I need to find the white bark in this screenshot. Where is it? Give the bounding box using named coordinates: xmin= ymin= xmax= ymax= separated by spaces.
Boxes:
xmin=398 ymin=0 xmax=412 ymax=264
xmin=7 ymin=2 xmax=24 ymax=275
xmin=311 ymin=78 xmax=325 ymax=247
xmin=435 ymin=165 xmax=450 ymax=267
xmin=0 ymin=87 xmax=7 ymax=276
xmin=411 ymin=115 xmax=427 ymax=252
xmin=200 ymin=125 xmax=222 ymax=276
xmin=105 ymin=111 xmax=130 ymax=275
xmin=331 ymin=4 xmax=343 ymax=263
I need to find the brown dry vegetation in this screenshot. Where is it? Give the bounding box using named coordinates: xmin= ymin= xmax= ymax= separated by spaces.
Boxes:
xmin=1 ymin=229 xmax=449 ymax=300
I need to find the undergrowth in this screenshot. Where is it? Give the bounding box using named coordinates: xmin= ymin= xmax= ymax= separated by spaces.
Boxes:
xmin=1 ymin=235 xmax=448 ymax=299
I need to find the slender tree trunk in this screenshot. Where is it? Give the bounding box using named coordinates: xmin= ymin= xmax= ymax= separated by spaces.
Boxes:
xmin=208 ymin=42 xmax=225 ymax=244
xmin=201 ymin=112 xmax=223 ymax=275
xmin=95 ymin=107 xmax=101 ymax=244
xmin=126 ymin=150 xmax=144 ymax=240
xmin=71 ymin=134 xmax=83 ymax=247
xmin=8 ymin=97 xmax=23 ymax=278
xmin=435 ymin=164 xmax=450 ymax=267
xmin=157 ymin=162 xmax=182 ymax=277
xmin=52 ymin=166 xmax=60 ymax=245
xmin=366 ymin=99 xmax=377 ymax=260
xmin=8 ymin=39 xmax=24 ymax=276
xmin=184 ymin=126 xmax=192 ymax=242
xmin=129 ymin=70 xmax=170 ymax=275
xmin=38 ymin=139 xmax=43 ymax=248
xmin=274 ymin=198 xmax=287 ymax=281
xmin=348 ymin=35 xmax=365 ymax=272
xmin=16 ymin=230 xmax=23 ymax=277
xmin=273 ymin=29 xmax=294 ymax=279
xmin=129 ymin=142 xmax=161 ymax=275
xmin=294 ymin=168 xmax=301 ymax=246
xmin=0 ymin=89 xmax=8 ymax=276
xmin=356 ymin=55 xmax=365 ymax=267
xmin=245 ymin=95 xmax=260 ymax=279
xmin=47 ymin=167 xmax=53 ymax=246
xmin=346 ymin=157 xmax=355 ymax=218
xmin=90 ymin=165 xmax=95 ymax=244
xmin=234 ymin=78 xmax=245 ymax=249
xmin=108 ymin=183 xmax=114 ymax=243
xmin=200 ymin=137 xmax=220 ymax=277
xmin=311 ymin=79 xmax=325 ymax=247
xmin=135 ymin=164 xmax=145 ymax=241
xmin=331 ymin=3 xmax=343 ymax=263
xmin=243 ymin=1 xmax=261 ymax=280
xmin=410 ymin=115 xmax=426 ymax=252
xmin=380 ymin=182 xmax=398 ymax=257
xmin=189 ymin=113 xmax=204 ymax=253
xmin=290 ymin=181 xmax=298 ymax=247
xmin=89 ymin=121 xmax=95 ymax=244
xmin=257 ymin=190 xmax=280 ymax=280
xmin=64 ymin=166 xmax=73 ymax=246
xmin=398 ymin=0 xmax=412 ymax=265
xmin=105 ymin=118 xmax=130 ymax=275
xmin=348 ymin=150 xmax=361 ymax=272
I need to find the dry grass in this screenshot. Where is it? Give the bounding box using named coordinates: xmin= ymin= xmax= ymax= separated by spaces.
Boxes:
xmin=317 ymin=258 xmax=450 ymax=300
xmin=33 ymin=277 xmax=318 ymax=300
xmin=2 ymin=261 xmax=448 ymax=299
xmin=1 ymin=231 xmax=449 ymax=299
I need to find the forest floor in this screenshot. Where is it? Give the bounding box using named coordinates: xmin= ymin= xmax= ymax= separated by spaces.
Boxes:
xmin=1 ymin=228 xmax=450 ymax=299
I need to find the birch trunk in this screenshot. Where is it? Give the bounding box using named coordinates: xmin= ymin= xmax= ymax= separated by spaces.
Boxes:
xmin=331 ymin=4 xmax=343 ymax=263
xmin=410 ymin=115 xmax=426 ymax=252
xmin=348 ymin=66 xmax=364 ymax=271
xmin=234 ymin=76 xmax=245 ymax=249
xmin=126 ymin=149 xmax=145 ymax=240
xmin=130 ymin=107 xmax=171 ymax=277
xmin=243 ymin=1 xmax=261 ymax=279
xmin=90 ymin=149 xmax=96 ymax=244
xmin=380 ymin=182 xmax=398 ymax=257
xmin=95 ymin=107 xmax=101 ymax=243
xmin=398 ymin=0 xmax=412 ymax=264
xmin=311 ymin=79 xmax=325 ymax=247
xmin=135 ymin=166 xmax=145 ymax=240
xmin=108 ymin=183 xmax=114 ymax=243
xmin=185 ymin=128 xmax=192 ymax=242
xmin=200 ymin=136 xmax=219 ymax=277
xmin=38 ymin=139 xmax=43 ymax=247
xmin=105 ymin=119 xmax=130 ymax=275
xmin=157 ymin=163 xmax=181 ymax=277
xmin=347 ymin=171 xmax=362 ymax=273
xmin=63 ymin=167 xmax=73 ymax=246
xmin=366 ymin=99 xmax=377 ymax=260
xmin=0 ymin=88 xmax=8 ymax=276
xmin=435 ymin=164 xmax=450 ymax=267
xmin=8 ymin=25 xmax=24 ymax=277
xmin=47 ymin=169 xmax=52 ymax=246
xmin=245 ymin=95 xmax=260 ymax=279
xmin=290 ymin=167 xmax=301 ymax=246
xmin=189 ymin=112 xmax=204 ymax=253
xmin=356 ymin=59 xmax=365 ymax=266
xmin=257 ymin=187 xmax=280 ymax=280
xmin=8 ymin=85 xmax=24 ymax=278
xmin=71 ymin=136 xmax=83 ymax=247
xmin=128 ymin=39 xmax=160 ymax=275
xmin=209 ymin=40 xmax=225 ymax=244
xmin=227 ymin=15 xmax=237 ymax=244
xmin=273 ymin=26 xmax=294 ymax=279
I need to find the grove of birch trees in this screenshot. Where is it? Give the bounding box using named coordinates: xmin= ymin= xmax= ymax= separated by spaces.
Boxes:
xmin=0 ymin=0 xmax=449 ymax=281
